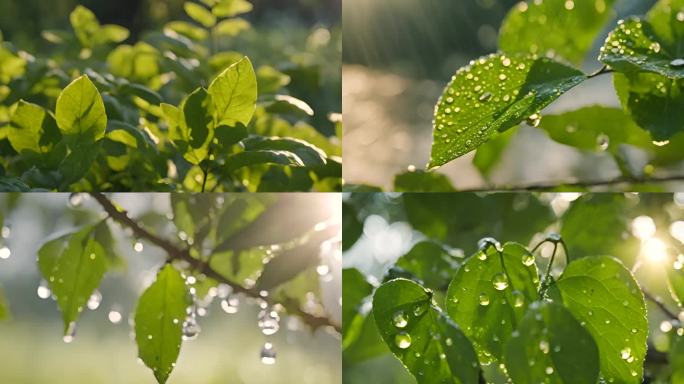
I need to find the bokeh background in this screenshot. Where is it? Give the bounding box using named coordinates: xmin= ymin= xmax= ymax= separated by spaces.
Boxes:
xmin=342 ymin=0 xmax=676 ymax=190
xmin=0 ymin=193 xmax=342 ymax=384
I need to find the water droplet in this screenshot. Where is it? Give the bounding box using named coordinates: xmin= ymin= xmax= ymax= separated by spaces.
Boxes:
xmin=597 ymin=134 xmax=610 ymax=151
xmin=1 ymin=225 xmax=10 ymax=239
xmin=492 ymin=273 xmax=508 ymax=291
xmin=526 ymin=113 xmax=541 ymax=127
xmin=395 ymin=332 xmax=412 ymax=349
xmin=479 ymin=92 xmax=493 ymax=102
xmin=545 ymin=366 xmax=555 ymax=375
xmin=547 ymin=232 xmax=561 ymax=242
xmin=393 ymin=311 xmax=408 ymax=328
xmin=620 ymin=347 xmax=632 ymax=360
xmin=479 ymin=293 xmax=490 ymax=306
xmin=182 ymin=315 xmax=201 ymax=340
xmin=87 ymin=290 xmax=102 ymax=310
xmin=0 ymin=246 xmax=10 ymax=259
xmin=522 ymin=253 xmax=535 ymax=267
xmin=260 ymin=342 xmax=277 ymax=365
xmin=258 ymin=307 xmax=281 ymax=336
xmin=108 ymin=307 xmax=123 ymax=324
xmin=670 ymin=59 xmax=684 ymax=68
xmin=68 ymin=193 xmax=84 ymax=208
xmin=413 ymin=303 xmax=428 ymax=317
xmin=63 ymin=322 xmax=77 ymax=343
xmin=37 ymin=280 xmax=51 ymax=299
xmin=220 ymin=294 xmax=240 ymax=314
xmin=512 ymin=291 xmax=525 ymax=307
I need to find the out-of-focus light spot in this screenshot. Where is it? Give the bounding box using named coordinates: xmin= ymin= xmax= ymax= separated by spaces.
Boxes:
xmin=671 ymin=221 xmax=684 ymax=243
xmin=643 ymin=238 xmax=668 ymax=263
xmin=675 ymin=193 xmax=684 ymax=208
xmin=661 ymin=321 xmax=673 ymax=333
xmin=631 ymin=216 xmax=656 ymax=240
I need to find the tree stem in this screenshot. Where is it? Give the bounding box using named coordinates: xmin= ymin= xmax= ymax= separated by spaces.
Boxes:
xmin=91 ymin=192 xmax=341 ymax=333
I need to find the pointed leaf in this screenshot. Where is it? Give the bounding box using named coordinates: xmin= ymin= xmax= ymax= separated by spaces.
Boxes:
xmin=8 ymin=100 xmax=62 ymax=155
xmin=505 ymin=301 xmax=600 ymax=384
xmin=430 ymin=54 xmax=585 ymax=168
xmin=208 ymin=56 xmax=257 ymax=127
xmin=37 ymin=226 xmax=108 ymax=334
xmin=135 ymin=264 xmax=191 ymax=384
xmin=178 ymin=87 xmax=214 ymax=165
xmin=446 ymin=242 xmax=539 ymax=364
xmin=373 ymin=279 xmax=480 ymax=384
xmin=184 ymin=2 xmax=217 ymax=28
xmin=56 ymin=75 xmax=107 ymax=141
xmin=554 ymin=256 xmax=647 ymax=383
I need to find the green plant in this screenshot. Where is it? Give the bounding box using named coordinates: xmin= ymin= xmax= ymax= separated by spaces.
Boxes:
xmin=0 ymin=193 xmax=341 ymax=384
xmin=343 ymin=193 xmax=684 ymax=383
xmin=0 ymin=0 xmax=341 ymax=192
xmin=349 ymin=0 xmax=684 ymax=192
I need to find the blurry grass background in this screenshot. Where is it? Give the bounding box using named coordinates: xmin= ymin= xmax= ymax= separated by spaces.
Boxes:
xmin=0 ymin=194 xmax=341 ymax=384
xmin=342 ymin=0 xmax=668 ymax=190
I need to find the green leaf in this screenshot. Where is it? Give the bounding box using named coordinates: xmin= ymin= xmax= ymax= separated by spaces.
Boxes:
xmin=164 ymin=21 xmax=208 ymax=41
xmin=70 ymin=5 xmax=99 ymax=48
xmin=395 ymin=241 xmax=460 ymax=291
xmin=342 ymin=202 xmax=362 ymax=251
xmin=96 ymin=25 xmax=130 ymax=44
xmin=213 ymin=18 xmax=250 ymax=37
xmin=343 ymin=310 xmax=388 ymax=364
xmin=613 ymin=71 xmax=684 ymax=141
xmin=554 ymin=256 xmax=647 ymax=383
xmin=500 ymin=0 xmax=616 ymax=64
xmin=540 ymin=106 xmax=657 ymax=154
xmin=560 ymin=194 xmax=630 ymax=259
xmin=403 ymin=193 xmax=554 ymax=255
xmin=119 ymin=83 xmax=162 ymax=105
xmin=224 ymin=150 xmax=305 ymax=173
xmin=671 ymin=332 xmax=684 ymax=383
xmin=209 ymin=248 xmax=270 ymax=283
xmin=208 ymin=56 xmax=257 ymax=127
xmin=215 ymin=195 xmax=271 ymax=244
xmin=184 ymin=2 xmax=217 ymax=28
xmin=373 ymin=279 xmax=480 ymax=384
xmin=37 ymin=226 xmax=108 ymax=335
xmin=135 ymin=264 xmax=190 ymax=384
xmin=667 ymin=266 xmax=684 ymax=306
xmin=56 ymin=75 xmax=107 ymax=141
xmin=599 ymin=17 xmax=684 ymax=79
xmin=213 ymin=0 xmax=253 ymax=17
xmin=343 ymin=269 xmax=373 ymax=337
xmin=393 ymin=170 xmax=456 ymax=192
xmin=0 ymin=177 xmax=30 ymax=192
xmin=430 ymin=54 xmax=586 ymax=169
xmin=178 ymin=87 xmax=214 ymax=165
xmin=446 ymin=242 xmax=539 ymax=364
xmin=241 ymin=136 xmax=327 ymax=167
xmin=505 ymin=301 xmax=600 ymax=384
xmin=8 ymin=100 xmax=62 ymax=156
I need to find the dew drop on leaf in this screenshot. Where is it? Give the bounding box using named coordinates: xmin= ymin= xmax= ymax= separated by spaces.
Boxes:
xmin=539 ymin=339 xmax=550 ymax=354
xmin=545 ymin=366 xmax=555 ymax=375
xmin=597 ymin=134 xmax=610 ymax=151
xmin=395 ymin=332 xmax=412 ymax=349
xmin=522 ymin=253 xmax=535 ymax=267
xmin=413 ymin=303 xmax=428 ymax=317
xmin=512 ymin=291 xmax=525 ymax=308
xmin=479 ymin=293 xmax=490 ymax=306
xmin=392 ymin=311 xmax=408 ymax=328
xmin=670 ymin=59 xmax=684 ymax=68
xmin=260 ymin=342 xmax=277 ymax=365
xmin=63 ymin=321 xmax=77 ymax=343
xmin=87 ymin=290 xmax=102 ymax=310
xmin=478 ymin=237 xmax=501 ymax=252
xmin=526 ymin=113 xmax=542 ymax=127
xmin=492 ymin=273 xmax=509 ymax=291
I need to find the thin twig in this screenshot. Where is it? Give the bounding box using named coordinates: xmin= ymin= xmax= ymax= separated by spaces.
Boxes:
xmin=461 ymin=174 xmax=684 ymax=192
xmin=91 ymin=193 xmax=341 ymax=333
xmin=643 ymin=290 xmax=679 ymax=320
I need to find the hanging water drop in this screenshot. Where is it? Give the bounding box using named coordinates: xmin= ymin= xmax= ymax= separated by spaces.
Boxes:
xmin=478 ymin=237 xmax=501 ymax=252
xmin=258 ymin=307 xmax=281 ymax=336
xmin=37 ymin=280 xmax=51 ymax=299
xmin=597 ymin=134 xmax=610 ymax=151
xmin=479 ymin=293 xmax=490 ymax=306
xmin=260 ymin=342 xmax=277 ymax=365
xmin=395 ymin=332 xmax=412 ymax=349
xmin=512 ymin=291 xmax=525 ymax=308
xmin=87 ymin=290 xmax=102 ymax=310
xmin=220 ymin=294 xmax=240 ymax=314
xmin=68 ymin=193 xmax=84 ymax=208
xmin=492 ymin=273 xmax=508 ymax=291
xmin=108 ymin=307 xmax=123 ymax=324
xmin=182 ymin=315 xmax=201 ymax=340
xmin=393 ymin=311 xmax=408 ymax=328
xmin=63 ymin=322 xmax=77 ymax=343
xmin=133 ymin=241 xmax=144 ymax=253
xmin=522 ymin=253 xmax=535 ymax=267
xmin=526 ymin=113 xmax=541 ymax=127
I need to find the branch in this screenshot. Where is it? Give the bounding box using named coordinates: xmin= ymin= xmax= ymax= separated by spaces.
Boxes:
xmin=643 ymin=290 xmax=679 ymax=320
xmin=91 ymin=193 xmax=341 ymax=334
xmin=462 ymin=174 xmax=684 ymax=192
